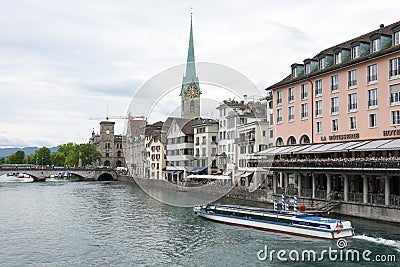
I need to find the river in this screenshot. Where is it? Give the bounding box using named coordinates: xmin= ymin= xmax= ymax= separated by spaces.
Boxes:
xmin=0 ymin=178 xmax=399 ymax=266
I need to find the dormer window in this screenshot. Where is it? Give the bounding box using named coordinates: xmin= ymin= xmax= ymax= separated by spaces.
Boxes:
xmin=394 ymin=30 xmax=399 ymax=46
xmin=319 ymin=57 xmax=326 ymax=70
xmin=351 ymin=45 xmax=360 ymax=59
xmin=292 ymin=68 xmax=297 ymax=78
xmin=305 ymin=64 xmax=311 ymax=74
xmin=334 ymin=51 xmax=342 ymax=64
xmin=372 ymin=38 xmax=380 ymax=52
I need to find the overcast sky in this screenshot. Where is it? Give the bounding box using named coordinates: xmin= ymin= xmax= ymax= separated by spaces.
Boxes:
xmin=1 ymin=0 xmax=400 ymax=148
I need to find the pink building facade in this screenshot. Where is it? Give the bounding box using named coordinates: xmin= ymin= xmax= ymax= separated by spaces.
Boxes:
xmin=268 ymin=22 xmax=400 ymax=146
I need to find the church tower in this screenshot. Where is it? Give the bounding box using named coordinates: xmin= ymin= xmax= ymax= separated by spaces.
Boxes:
xmin=181 ymin=12 xmax=201 ymax=119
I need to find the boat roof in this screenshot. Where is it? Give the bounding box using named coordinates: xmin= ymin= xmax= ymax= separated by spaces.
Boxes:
xmin=208 ymin=204 xmax=349 ymax=224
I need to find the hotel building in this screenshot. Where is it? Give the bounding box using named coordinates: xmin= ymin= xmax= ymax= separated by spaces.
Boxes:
xmin=263 ymin=21 xmax=400 ymax=222
xmin=269 ymin=22 xmax=400 ymax=146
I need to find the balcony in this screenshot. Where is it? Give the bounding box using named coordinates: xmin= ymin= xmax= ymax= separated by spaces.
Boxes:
xmin=367 ymin=75 xmax=377 ymax=83
xmin=235 ymin=136 xmax=255 ymax=144
xmin=389 ymin=69 xmax=400 ymax=78
xmin=348 ymin=80 xmax=357 ymax=88
xmin=330 ymin=84 xmax=338 ymax=93
xmin=368 ymin=100 xmax=378 ymax=108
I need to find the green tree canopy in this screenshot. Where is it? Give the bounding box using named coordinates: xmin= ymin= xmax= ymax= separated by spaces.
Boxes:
xmin=58 ymin=143 xmax=100 ymax=167
xmin=51 ymin=151 xmax=66 ymax=166
xmin=5 ymin=150 xmax=25 ymax=164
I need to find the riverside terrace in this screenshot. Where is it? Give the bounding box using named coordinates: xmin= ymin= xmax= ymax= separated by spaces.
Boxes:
xmin=247 ymin=139 xmax=400 ymax=213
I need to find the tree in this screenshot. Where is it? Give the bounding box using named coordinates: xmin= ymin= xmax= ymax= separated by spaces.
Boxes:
xmin=5 ymin=150 xmax=25 ymax=164
xmin=58 ymin=143 xmax=100 ymax=167
xmin=33 ymin=147 xmax=51 ymax=166
xmin=0 ymin=157 xmax=5 ymax=164
xmin=51 ymin=151 xmax=66 ymax=166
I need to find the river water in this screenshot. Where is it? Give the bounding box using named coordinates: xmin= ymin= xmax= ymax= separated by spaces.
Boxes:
xmin=0 ymin=178 xmax=399 ymax=266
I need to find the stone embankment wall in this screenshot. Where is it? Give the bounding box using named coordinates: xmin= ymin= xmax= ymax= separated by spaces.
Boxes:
xmin=116 ymin=175 xmax=400 ymax=223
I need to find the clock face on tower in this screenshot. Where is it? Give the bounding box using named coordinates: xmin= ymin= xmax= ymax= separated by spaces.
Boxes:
xmin=186 ymin=85 xmax=199 ymax=98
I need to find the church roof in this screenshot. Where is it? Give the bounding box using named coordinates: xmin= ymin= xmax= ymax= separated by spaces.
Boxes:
xmin=182 ymin=13 xmax=200 ymax=93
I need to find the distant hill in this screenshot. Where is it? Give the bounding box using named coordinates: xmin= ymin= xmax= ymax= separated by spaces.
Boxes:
xmin=0 ymin=147 xmax=58 ymax=158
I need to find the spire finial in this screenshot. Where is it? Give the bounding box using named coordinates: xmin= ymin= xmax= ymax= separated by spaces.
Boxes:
xmin=190 ymin=7 xmax=193 ymax=16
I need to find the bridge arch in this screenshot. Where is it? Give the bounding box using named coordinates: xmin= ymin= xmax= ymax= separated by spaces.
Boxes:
xmin=97 ymin=173 xmax=114 ymax=181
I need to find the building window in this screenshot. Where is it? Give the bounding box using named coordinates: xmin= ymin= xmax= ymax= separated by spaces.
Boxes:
xmin=287 ymin=136 xmax=296 ymax=145
xmin=395 ymin=31 xmax=400 ymax=46
xmin=348 ymin=69 xmax=357 ymax=88
xmin=240 ymin=146 xmax=247 ymax=154
xmin=348 ymin=93 xmax=358 ymax=112
xmin=301 ymin=103 xmax=308 ymax=119
xmin=315 ymin=79 xmax=322 ymax=96
xmin=332 ymin=119 xmax=339 ymax=132
xmin=367 ymin=64 xmax=378 ymax=84
xmin=305 ymin=64 xmax=311 ymax=74
xmin=301 ymin=83 xmax=308 ymax=100
xmin=372 ymin=38 xmax=380 ymax=53
xmin=330 ymin=75 xmax=339 ymax=93
xmin=351 ymin=45 xmax=360 ymax=59
xmin=277 ymin=109 xmax=282 ymax=123
xmin=277 ymin=90 xmax=282 ymax=105
xmin=390 ymin=84 xmax=400 ymax=104
xmin=330 ymin=97 xmax=339 ymax=115
xmin=292 ymin=68 xmax=297 ymax=78
xmin=288 ymin=106 xmax=295 ymax=122
xmin=367 ymin=88 xmax=378 ymax=108
xmin=349 ymin=116 xmax=357 ymax=130
xmin=369 ymin=113 xmax=377 ymax=128
xmin=316 ymin=121 xmax=322 ymax=134
xmin=315 ymin=100 xmax=322 ymax=117
xmin=288 ymin=87 xmax=294 ymax=102
xmin=389 ymin=57 xmax=400 ymax=78
xmin=392 ymin=110 xmax=400 ymax=125
xmin=334 ymin=51 xmax=342 ymax=64
xmin=319 ymin=57 xmax=326 ymax=70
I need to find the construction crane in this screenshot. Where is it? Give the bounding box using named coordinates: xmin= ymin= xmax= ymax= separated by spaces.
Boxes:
xmin=89 ymin=114 xmax=146 ymax=121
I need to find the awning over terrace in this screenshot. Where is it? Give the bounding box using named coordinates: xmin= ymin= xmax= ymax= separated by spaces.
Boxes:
xmin=256 ymin=138 xmax=400 ymax=156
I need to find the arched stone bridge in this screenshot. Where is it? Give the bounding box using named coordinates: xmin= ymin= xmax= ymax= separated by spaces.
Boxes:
xmin=0 ymin=167 xmax=117 ymax=182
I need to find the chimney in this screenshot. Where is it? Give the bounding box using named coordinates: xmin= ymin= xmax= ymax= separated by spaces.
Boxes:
xmin=380 ymin=24 xmax=385 ymax=28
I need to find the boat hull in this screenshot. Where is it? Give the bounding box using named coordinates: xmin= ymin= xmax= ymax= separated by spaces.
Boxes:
xmin=195 ymin=210 xmax=354 ymax=240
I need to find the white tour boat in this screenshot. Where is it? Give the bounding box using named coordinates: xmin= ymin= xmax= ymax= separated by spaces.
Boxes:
xmin=194 ymin=204 xmax=355 ymax=239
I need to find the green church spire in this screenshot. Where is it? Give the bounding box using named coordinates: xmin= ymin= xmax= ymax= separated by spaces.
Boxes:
xmin=182 ymin=11 xmax=200 ymax=93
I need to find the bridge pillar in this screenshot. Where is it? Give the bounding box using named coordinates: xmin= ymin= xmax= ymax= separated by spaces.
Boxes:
xmin=385 ymin=176 xmax=391 ymax=206
xmin=362 ymin=175 xmax=368 ymax=204
xmin=343 ymin=175 xmax=349 ymax=202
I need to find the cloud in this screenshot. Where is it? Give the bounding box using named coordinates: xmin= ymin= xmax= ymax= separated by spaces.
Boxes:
xmin=1 ymin=0 xmax=400 ymax=147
